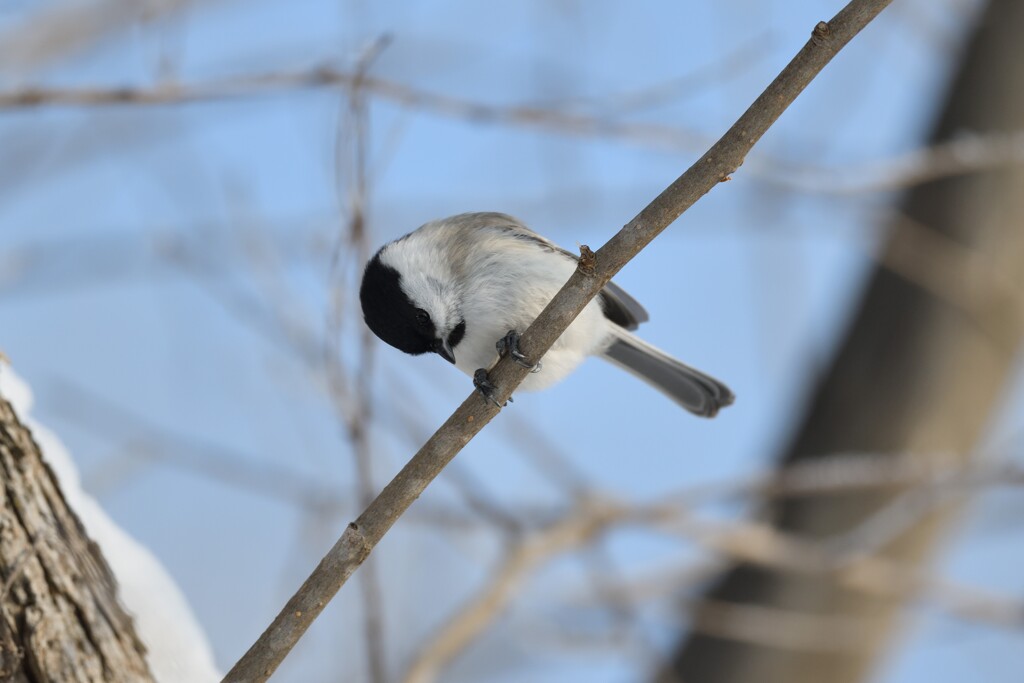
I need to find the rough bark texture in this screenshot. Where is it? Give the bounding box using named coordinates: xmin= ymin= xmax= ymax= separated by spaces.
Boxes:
xmin=0 ymin=394 xmax=153 ymax=682
xmin=660 ymin=1 xmax=1024 ymax=682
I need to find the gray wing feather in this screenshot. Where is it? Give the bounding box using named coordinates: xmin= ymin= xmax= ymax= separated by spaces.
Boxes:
xmin=599 ymin=281 xmax=649 ymax=331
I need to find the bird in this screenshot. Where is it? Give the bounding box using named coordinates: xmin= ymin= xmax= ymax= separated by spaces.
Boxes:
xmin=359 ymin=212 xmax=734 ymax=417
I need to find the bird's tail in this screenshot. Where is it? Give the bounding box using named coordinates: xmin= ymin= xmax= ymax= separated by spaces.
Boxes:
xmin=600 ymin=329 xmax=734 ymax=417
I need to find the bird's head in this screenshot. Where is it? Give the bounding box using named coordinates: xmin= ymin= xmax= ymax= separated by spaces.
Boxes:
xmin=359 ymin=241 xmax=466 ymax=364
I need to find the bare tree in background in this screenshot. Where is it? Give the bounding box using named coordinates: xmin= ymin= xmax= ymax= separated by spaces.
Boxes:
xmin=661 ymin=1 xmax=1024 ymax=681
xmin=0 ymin=395 xmax=153 ymax=682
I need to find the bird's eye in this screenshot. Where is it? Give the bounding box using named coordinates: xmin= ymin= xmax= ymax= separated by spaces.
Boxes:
xmin=415 ymin=309 xmax=431 ymax=327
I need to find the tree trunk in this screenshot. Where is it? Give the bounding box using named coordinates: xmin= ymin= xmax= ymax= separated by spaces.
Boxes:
xmin=659 ymin=0 xmax=1024 ymax=681
xmin=0 ymin=394 xmax=153 ymax=682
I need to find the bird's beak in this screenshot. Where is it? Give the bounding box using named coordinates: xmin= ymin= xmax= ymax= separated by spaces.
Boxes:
xmin=433 ymin=338 xmax=456 ymax=364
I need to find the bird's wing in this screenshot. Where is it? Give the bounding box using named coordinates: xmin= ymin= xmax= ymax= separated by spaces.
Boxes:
xmin=476 ymin=212 xmax=650 ymax=331
xmin=598 ymin=280 xmax=649 ymax=331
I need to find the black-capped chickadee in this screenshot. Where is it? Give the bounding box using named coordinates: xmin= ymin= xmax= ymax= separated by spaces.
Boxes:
xmin=359 ymin=212 xmax=734 ymax=417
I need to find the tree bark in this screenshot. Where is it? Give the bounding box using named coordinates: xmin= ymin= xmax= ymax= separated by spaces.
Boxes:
xmin=0 ymin=394 xmax=153 ymax=682
xmin=659 ymin=1 xmax=1024 ymax=682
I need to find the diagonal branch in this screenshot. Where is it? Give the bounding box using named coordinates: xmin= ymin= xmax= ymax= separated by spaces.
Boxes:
xmin=222 ymin=2 xmax=894 ymax=680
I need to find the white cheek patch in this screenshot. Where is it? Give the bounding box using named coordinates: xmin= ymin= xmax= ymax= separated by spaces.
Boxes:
xmin=406 ymin=278 xmax=460 ymax=336
xmin=381 ymin=234 xmax=464 ymax=337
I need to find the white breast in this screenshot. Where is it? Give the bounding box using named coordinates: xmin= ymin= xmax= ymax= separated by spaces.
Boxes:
xmin=449 ymin=228 xmax=613 ymax=391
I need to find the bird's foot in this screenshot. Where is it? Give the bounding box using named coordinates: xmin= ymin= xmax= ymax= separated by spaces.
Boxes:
xmin=496 ymin=330 xmax=542 ymax=373
xmin=473 ymin=368 xmax=512 ymax=408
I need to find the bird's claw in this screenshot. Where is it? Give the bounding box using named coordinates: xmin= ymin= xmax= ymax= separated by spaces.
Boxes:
xmin=474 ymin=330 xmax=539 ymax=407
xmin=496 ymin=330 xmax=542 ymax=373
xmin=473 ymin=368 xmax=511 ymax=408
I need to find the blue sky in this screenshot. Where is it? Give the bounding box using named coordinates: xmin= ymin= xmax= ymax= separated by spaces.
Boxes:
xmin=2 ymin=1 xmax=1022 ymax=681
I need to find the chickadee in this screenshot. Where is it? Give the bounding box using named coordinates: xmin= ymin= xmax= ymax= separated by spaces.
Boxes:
xmin=359 ymin=212 xmax=734 ymax=417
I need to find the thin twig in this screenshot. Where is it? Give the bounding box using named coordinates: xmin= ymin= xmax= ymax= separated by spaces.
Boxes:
xmin=222 ymin=3 xmax=895 ymax=680
xmin=766 ymin=130 xmax=1024 ymax=194
xmin=663 ymin=513 xmax=1024 ymax=629
xmin=0 ymin=0 xmax=218 ymax=69
xmin=5 ymin=74 xmax=1023 ymax=195
xmin=49 ymin=380 xmax=345 ymax=510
